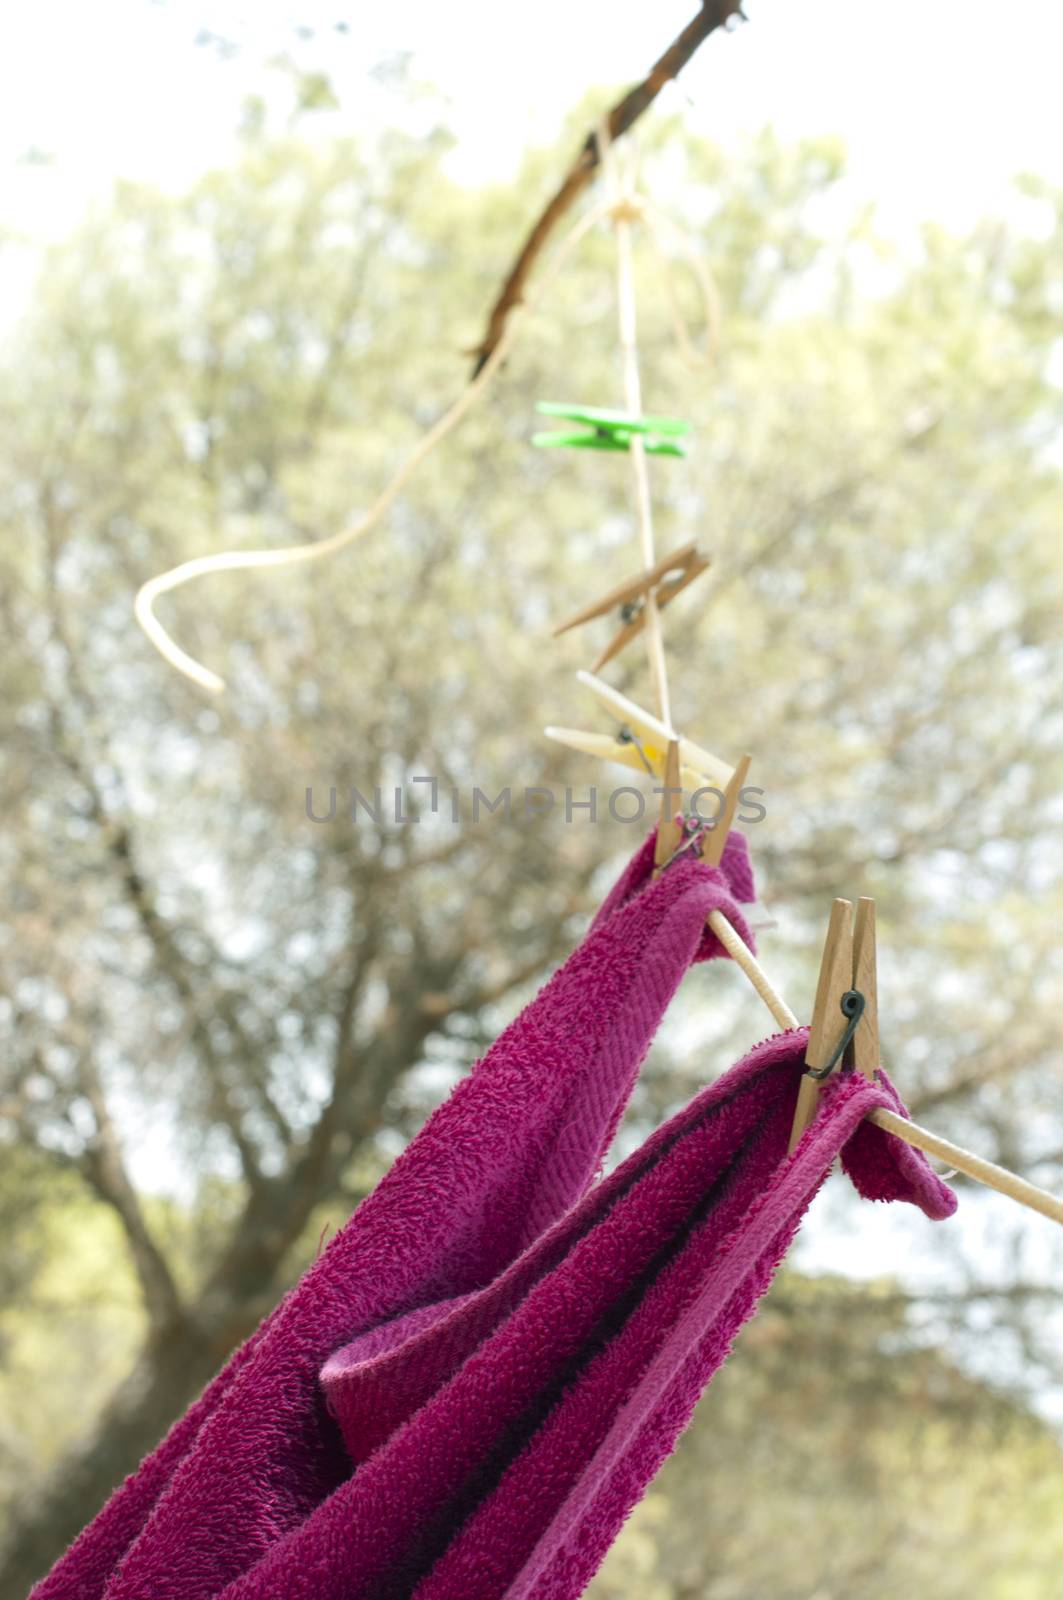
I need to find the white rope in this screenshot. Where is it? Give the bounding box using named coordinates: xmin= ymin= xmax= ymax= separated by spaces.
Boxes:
xmin=134 ymin=199 xmax=612 ymax=693
xmin=600 ymin=119 xmax=673 ymax=733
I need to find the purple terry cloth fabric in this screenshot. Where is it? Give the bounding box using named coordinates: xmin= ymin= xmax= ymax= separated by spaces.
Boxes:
xmin=202 ymin=1033 xmax=954 ymax=1600
xmin=31 ymin=830 xmax=756 ymax=1600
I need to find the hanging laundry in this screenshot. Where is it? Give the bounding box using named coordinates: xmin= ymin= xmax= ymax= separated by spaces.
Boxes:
xmin=31 ymin=831 xmax=757 ymax=1600
xmin=213 ymin=1037 xmax=953 ymax=1600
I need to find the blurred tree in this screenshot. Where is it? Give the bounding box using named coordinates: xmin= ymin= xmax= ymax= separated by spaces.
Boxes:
xmin=2 ymin=83 xmax=1063 ymax=1595
xmin=0 ymin=1156 xmax=143 ymax=1521
xmin=0 ymin=110 xmax=626 ymax=1587
xmin=590 ymin=1274 xmax=1063 ymax=1599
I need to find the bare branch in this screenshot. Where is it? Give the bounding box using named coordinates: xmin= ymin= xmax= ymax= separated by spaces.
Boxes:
xmin=35 ymin=505 xmax=278 ymax=1186
xmin=77 ymin=1066 xmax=186 ymax=1332
xmin=470 ymin=1 xmax=743 ymax=374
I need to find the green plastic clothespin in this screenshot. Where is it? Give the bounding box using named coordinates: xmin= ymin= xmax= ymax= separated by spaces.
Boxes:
xmin=532 ymin=402 xmax=691 ymax=459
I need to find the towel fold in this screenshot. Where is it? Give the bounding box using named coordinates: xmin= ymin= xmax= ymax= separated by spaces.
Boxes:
xmin=32 ymin=832 xmax=758 ymax=1600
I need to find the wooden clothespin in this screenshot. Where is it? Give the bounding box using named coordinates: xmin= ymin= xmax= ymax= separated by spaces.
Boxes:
xmin=653 ymin=738 xmax=684 ymax=874
xmin=553 ymin=540 xmax=711 ymax=671
xmin=533 ymin=401 xmax=691 ymax=458
xmin=654 ymin=748 xmax=752 ymax=876
xmin=553 ymin=676 xmax=753 ymax=880
xmin=701 ymin=752 xmax=751 ymax=868
xmin=788 ymin=897 xmax=880 ymax=1153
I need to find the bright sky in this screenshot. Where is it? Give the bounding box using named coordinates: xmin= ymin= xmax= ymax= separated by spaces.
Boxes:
xmin=2 ymin=0 xmax=1062 ymax=244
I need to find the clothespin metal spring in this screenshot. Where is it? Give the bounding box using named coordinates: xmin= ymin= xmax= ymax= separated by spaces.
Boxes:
xmin=804 ymin=989 xmax=867 ymax=1080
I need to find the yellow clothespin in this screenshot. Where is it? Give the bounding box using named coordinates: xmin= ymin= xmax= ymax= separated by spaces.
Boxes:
xmin=788 ymin=897 xmax=880 ymax=1153
xmin=543 ymin=726 xmax=715 ymax=795
xmin=553 ymin=542 xmax=710 ymax=672
xmin=546 ymin=721 xmax=751 ymax=878
xmin=576 ymin=671 xmax=734 ymax=789
xmin=559 ymin=672 xmax=749 ymax=877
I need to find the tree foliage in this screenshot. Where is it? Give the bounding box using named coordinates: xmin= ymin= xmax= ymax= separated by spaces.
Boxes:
xmin=2 ymin=87 xmax=1063 ymax=1594
xmin=591 ymin=1276 xmax=1063 ymax=1600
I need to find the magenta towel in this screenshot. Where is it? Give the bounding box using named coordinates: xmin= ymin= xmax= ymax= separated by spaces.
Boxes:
xmin=207 ymin=1034 xmax=954 ymax=1600
xmin=32 ymin=832 xmax=757 ymax=1600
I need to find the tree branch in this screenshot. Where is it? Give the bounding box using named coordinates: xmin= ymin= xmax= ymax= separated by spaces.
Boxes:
xmin=35 ymin=503 xmax=278 ymax=1186
xmin=77 ymin=1066 xmax=186 ymax=1333
xmin=470 ymin=0 xmax=743 ymax=374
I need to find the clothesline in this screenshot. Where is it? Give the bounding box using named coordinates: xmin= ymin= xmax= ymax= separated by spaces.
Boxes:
xmin=133 ymin=201 xmax=607 ymax=692
xmin=707 ymin=908 xmax=1063 ymax=1226
xmin=133 ymin=186 xmax=716 ymax=695
xmin=134 ymin=107 xmax=1063 ymax=1233
xmin=606 ymin=126 xmax=673 ymax=734
xmin=599 ymin=127 xmax=1063 ymax=1233
xmin=35 ymin=831 xmax=956 ymax=1600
